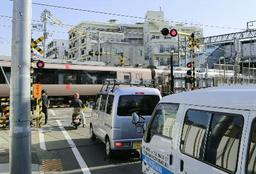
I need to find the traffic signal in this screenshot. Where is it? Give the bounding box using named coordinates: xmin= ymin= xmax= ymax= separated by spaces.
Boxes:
xmin=161 ymin=28 xmax=178 ymax=37
xmin=186 ymin=62 xmax=192 ymax=68
xmin=89 ymin=50 xmax=93 ymax=56
xmin=120 ymin=57 xmax=125 ymax=65
xmin=186 ymin=70 xmax=192 ymax=76
xmin=36 ymin=60 xmax=45 ymax=68
xmin=95 ymin=51 xmax=99 ymax=56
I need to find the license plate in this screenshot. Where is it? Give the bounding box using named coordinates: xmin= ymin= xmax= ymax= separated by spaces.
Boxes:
xmin=133 ymin=142 xmax=141 ymax=150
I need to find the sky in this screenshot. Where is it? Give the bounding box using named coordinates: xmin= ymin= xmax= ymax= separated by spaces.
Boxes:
xmin=1 ymin=0 xmax=256 ymax=56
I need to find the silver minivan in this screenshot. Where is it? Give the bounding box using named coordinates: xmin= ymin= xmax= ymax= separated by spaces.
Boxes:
xmin=89 ymin=86 xmax=161 ymax=157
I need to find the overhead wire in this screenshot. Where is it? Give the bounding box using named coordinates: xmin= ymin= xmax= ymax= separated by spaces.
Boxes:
xmin=31 ymin=2 xmax=244 ymax=31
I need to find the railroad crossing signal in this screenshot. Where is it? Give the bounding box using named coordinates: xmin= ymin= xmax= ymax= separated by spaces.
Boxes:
xmin=31 ymin=36 xmax=45 ymax=55
xmin=36 ymin=60 xmax=45 ymax=68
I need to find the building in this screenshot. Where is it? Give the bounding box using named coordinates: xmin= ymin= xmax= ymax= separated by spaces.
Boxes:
xmin=46 ymin=39 xmax=68 ymax=59
xmin=68 ymin=11 xmax=203 ymax=67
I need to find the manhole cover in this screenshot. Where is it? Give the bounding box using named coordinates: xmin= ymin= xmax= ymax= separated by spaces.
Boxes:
xmin=42 ymin=159 xmax=63 ymax=172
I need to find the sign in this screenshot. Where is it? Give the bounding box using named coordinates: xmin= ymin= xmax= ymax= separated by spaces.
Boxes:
xmin=33 ymin=84 xmax=42 ymax=99
xmin=31 ymin=36 xmax=45 ymax=55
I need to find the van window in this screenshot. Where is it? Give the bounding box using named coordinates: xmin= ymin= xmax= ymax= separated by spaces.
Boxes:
xmin=106 ymin=95 xmax=114 ymax=114
xmin=204 ymin=113 xmax=243 ymax=172
xmin=147 ymin=103 xmax=179 ymax=140
xmin=181 ymin=109 xmax=244 ymax=173
xmin=181 ymin=110 xmax=211 ymax=160
xmin=117 ymin=95 xmax=160 ymax=116
xmin=247 ymin=119 xmax=256 ymax=174
xmin=100 ymin=95 xmax=107 ymax=112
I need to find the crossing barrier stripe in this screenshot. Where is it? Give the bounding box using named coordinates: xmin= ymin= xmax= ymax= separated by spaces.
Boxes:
xmin=31 ymin=36 xmax=45 ymax=48
xmin=33 ymin=46 xmax=44 ymax=55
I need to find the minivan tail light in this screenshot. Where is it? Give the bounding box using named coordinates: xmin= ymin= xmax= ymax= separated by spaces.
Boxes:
xmin=114 ymin=142 xmax=124 ymax=147
xmin=135 ymin=92 xmax=144 ymax=95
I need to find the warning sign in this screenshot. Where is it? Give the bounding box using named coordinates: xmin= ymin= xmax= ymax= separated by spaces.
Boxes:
xmin=33 ymin=84 xmax=42 ymax=99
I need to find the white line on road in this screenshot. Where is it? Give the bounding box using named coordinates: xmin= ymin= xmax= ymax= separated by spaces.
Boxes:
xmin=39 ymin=129 xmax=46 ymax=150
xmin=56 ymin=120 xmax=91 ymax=174
xmin=49 ymin=109 xmax=56 ymax=116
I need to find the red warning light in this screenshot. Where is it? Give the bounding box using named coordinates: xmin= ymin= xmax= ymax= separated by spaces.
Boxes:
xmin=36 ymin=60 xmax=45 ymax=68
xmin=170 ymin=29 xmax=178 ymax=37
xmin=187 ymin=62 xmax=192 ymax=68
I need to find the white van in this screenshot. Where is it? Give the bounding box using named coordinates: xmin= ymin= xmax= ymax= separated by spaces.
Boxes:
xmin=132 ymin=86 xmax=256 ymax=174
xmin=90 ymin=85 xmax=161 ymax=157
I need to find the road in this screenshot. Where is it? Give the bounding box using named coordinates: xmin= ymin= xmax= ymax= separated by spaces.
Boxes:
xmin=0 ymin=108 xmax=141 ymax=174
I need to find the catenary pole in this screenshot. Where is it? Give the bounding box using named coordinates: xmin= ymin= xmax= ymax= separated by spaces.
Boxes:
xmin=10 ymin=0 xmax=32 ymax=174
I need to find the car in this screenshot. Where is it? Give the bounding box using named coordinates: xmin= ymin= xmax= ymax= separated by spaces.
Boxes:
xmin=89 ymin=81 xmax=161 ymax=157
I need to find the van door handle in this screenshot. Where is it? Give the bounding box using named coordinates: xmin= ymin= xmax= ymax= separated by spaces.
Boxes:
xmin=180 ymin=159 xmax=184 ymax=172
xmin=169 ymin=154 xmax=173 ymax=165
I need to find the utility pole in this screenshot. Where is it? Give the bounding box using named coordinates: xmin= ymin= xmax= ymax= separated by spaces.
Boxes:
xmin=10 ymin=0 xmax=32 ymax=174
xmin=42 ymin=10 xmax=47 ymax=59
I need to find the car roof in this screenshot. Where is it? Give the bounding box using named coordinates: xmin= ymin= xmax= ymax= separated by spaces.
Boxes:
xmin=99 ymin=86 xmax=161 ymax=96
xmin=160 ymin=85 xmax=256 ymax=111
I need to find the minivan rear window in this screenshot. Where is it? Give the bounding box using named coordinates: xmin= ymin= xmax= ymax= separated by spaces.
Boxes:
xmin=117 ymin=95 xmax=160 ymax=116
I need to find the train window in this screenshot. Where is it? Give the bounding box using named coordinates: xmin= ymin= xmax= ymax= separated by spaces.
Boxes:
xmin=247 ymin=119 xmax=256 ymax=174
xmin=35 ymin=69 xmax=58 ymax=84
xmin=0 ymin=67 xmax=10 ymax=84
xmin=181 ymin=109 xmax=211 ymax=160
xmin=63 ymin=72 xmax=77 ymax=84
xmin=205 ymin=113 xmax=243 ymax=172
xmin=80 ymin=71 xmax=97 ymax=84
xmin=100 ymin=95 xmax=107 ymax=112
xmin=147 ymin=103 xmax=179 ymax=141
xmin=106 ymin=95 xmax=114 ymax=114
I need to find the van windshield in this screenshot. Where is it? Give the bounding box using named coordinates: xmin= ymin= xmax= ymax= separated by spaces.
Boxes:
xmin=117 ymin=95 xmax=160 ymax=116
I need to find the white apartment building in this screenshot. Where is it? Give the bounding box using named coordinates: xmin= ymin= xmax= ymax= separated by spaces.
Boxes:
xmin=46 ymin=39 xmax=68 ymax=59
xmin=68 ymin=11 xmax=203 ymax=67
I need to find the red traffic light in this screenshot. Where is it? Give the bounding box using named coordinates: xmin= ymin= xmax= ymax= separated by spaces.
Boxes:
xmin=36 ymin=60 xmax=45 ymax=68
xmin=170 ymin=29 xmax=178 ymax=37
xmin=187 ymin=62 xmax=192 ymax=68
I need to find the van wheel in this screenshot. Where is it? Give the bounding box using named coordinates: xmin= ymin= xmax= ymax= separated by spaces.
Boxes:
xmin=89 ymin=125 xmax=96 ymax=141
xmin=105 ymin=138 xmax=113 ymax=158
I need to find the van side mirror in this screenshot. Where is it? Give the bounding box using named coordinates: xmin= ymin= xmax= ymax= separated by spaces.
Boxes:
xmin=132 ymin=112 xmax=140 ymax=124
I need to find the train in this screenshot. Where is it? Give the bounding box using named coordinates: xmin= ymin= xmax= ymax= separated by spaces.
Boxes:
xmin=0 ymin=59 xmax=235 ymax=105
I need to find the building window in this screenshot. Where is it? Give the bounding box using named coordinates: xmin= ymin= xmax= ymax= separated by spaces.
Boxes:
xmin=81 ymin=38 xmax=85 ymax=43
xmin=81 ymin=50 xmax=85 ymax=55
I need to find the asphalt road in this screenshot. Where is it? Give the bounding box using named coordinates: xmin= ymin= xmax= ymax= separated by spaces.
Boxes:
xmin=36 ymin=108 xmax=141 ymax=174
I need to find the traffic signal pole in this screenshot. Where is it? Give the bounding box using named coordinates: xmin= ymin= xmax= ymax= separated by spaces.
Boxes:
xmin=10 ymin=0 xmax=32 ymax=173
xmin=170 ymin=51 xmax=174 ymax=93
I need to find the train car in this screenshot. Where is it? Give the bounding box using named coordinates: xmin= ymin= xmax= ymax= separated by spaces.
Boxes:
xmin=0 ymin=60 xmax=152 ymax=105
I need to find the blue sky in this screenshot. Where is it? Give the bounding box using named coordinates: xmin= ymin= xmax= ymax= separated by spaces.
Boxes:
xmin=1 ymin=0 xmax=256 ymax=56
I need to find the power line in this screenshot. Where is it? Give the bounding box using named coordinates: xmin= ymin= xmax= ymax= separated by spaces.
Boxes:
xmin=32 ymin=2 xmax=244 ymax=31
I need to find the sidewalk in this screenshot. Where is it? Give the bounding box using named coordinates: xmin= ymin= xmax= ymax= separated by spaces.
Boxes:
xmin=0 ymin=129 xmax=42 ymax=174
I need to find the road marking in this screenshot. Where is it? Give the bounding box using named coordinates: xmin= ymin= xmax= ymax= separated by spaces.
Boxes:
xmin=49 ymin=109 xmax=56 ymax=116
xmin=56 ymin=120 xmax=91 ymax=174
xmin=39 ymin=128 xmax=46 ymax=150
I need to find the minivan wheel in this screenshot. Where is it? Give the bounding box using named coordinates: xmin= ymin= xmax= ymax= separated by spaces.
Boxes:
xmin=89 ymin=125 xmax=96 ymax=141
xmin=105 ymin=138 xmax=113 ymax=158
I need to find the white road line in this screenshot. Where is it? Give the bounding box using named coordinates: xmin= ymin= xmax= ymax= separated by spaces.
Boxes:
xmin=49 ymin=109 xmax=56 ymax=116
xmin=39 ymin=129 xmax=46 ymax=150
xmin=56 ymin=120 xmax=91 ymax=174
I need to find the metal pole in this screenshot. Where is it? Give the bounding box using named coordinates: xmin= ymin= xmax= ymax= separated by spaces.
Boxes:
xmin=43 ymin=10 xmax=47 ymax=59
xmin=10 ymin=0 xmax=32 ymax=174
xmin=98 ymin=31 xmax=100 ymax=61
xmin=170 ymin=51 xmax=174 ymax=93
